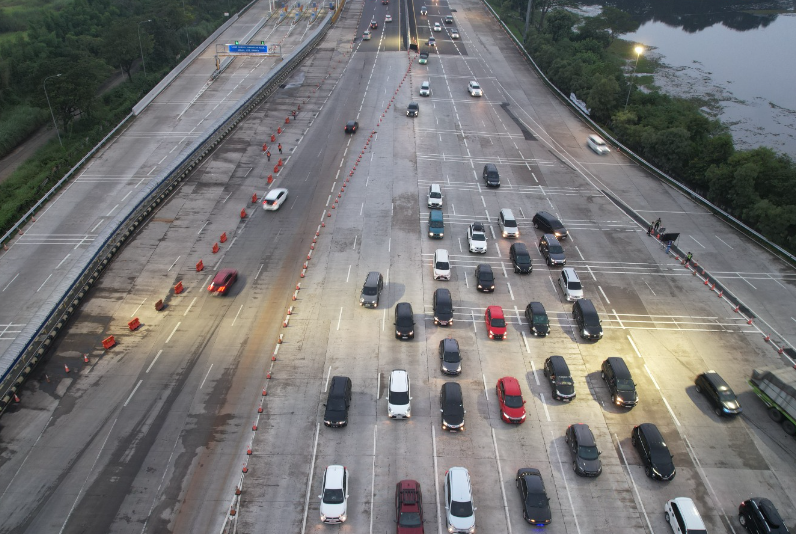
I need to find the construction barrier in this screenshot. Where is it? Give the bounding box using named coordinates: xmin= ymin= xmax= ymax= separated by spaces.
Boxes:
xmin=102 ymin=336 xmax=116 ymax=349
xmin=128 ymin=318 xmax=141 ymax=331
xmin=174 ymin=281 xmax=184 ymax=294
xmin=213 ymin=243 xmax=220 ymax=253
xmin=220 ymin=232 xmax=228 ymax=243
xmin=155 ymin=299 xmax=164 ymax=311
xmin=196 ymin=260 xmax=204 ymax=272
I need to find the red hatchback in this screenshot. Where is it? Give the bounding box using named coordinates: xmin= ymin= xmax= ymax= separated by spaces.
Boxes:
xmin=485 ymin=305 xmax=507 ymax=340
xmin=208 ymin=268 xmax=237 ymax=295
xmin=496 ymin=377 xmax=526 ymax=423
xmin=395 ymin=479 xmax=424 ymax=533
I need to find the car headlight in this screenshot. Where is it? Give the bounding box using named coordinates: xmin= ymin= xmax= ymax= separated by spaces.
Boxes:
xmin=340 ymin=513 xmax=347 ymax=522
xmin=489 ymin=330 xmax=494 ymax=336
xmin=408 ymin=331 xmax=413 ymax=336
xmin=477 ymin=284 xmax=482 ymax=289
xmin=502 ymin=231 xmax=508 ymax=237
xmin=582 ymin=329 xmax=589 ymax=336
xmin=502 ymin=411 xmax=510 ymax=419
xmin=360 ymin=298 xmax=365 ymax=303
xmin=448 ymin=525 xmax=456 ymax=533
xmin=442 ymin=421 xmax=448 ymax=429
xmin=320 ymin=514 xmax=326 ymax=522
xmin=469 ymin=526 xmax=476 ymax=533
xmin=489 ymin=285 xmax=494 ymax=289
xmin=651 ymin=467 xmax=660 ymax=476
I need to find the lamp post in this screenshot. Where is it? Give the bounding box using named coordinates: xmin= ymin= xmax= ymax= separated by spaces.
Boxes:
xmin=138 ymin=19 xmax=153 ymax=77
xmin=43 ymin=74 xmax=62 ymax=148
xmin=624 ymin=45 xmax=644 ymax=110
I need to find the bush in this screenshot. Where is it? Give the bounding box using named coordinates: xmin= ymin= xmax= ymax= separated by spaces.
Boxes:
xmin=0 ymin=105 xmax=49 ymax=158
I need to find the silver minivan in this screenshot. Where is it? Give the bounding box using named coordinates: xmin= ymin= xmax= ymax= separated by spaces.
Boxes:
xmin=420 ymin=80 xmax=431 ymax=96
xmin=498 ymin=208 xmax=519 ymax=238
xmin=558 ymin=267 xmax=583 ymax=301
xmin=444 ymin=467 xmax=476 ymax=533
xmin=433 ymin=249 xmax=451 ymax=280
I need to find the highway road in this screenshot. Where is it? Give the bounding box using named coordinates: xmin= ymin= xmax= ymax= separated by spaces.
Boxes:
xmin=1 ymin=0 xmax=795 ymax=532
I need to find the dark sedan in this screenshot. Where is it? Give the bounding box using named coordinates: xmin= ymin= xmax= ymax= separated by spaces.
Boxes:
xmin=516 ymin=468 xmax=551 ymax=526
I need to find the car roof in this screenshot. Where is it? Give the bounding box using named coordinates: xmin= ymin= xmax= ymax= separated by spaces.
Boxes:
xmin=434 ymin=287 xmax=451 ymax=299
xmin=755 ymin=498 xmax=784 ymax=527
xmin=571 ymin=423 xmax=596 ymax=445
xmin=529 ymin=301 xmax=546 ymax=314
xmin=471 ymin=222 xmax=485 ymax=232
xmin=671 ymin=498 xmax=705 ymax=527
xmin=500 ymin=376 xmax=522 ymax=395
xmin=447 ymin=467 xmax=470 ymax=499
xmin=589 ymin=134 xmax=604 ymax=142
xmin=702 ymin=371 xmax=731 ymax=390
xmin=547 ymin=355 xmax=569 ymax=373
xmin=487 ymin=305 xmax=504 ymax=317
xmin=346 ymin=120 xmax=357 ymax=125
xmin=215 ymin=268 xmax=236 ymax=280
xmin=441 ymin=337 xmax=459 ymax=351
xmin=435 ymin=248 xmax=449 ymax=259
xmin=409 ymin=101 xmax=419 ymax=107
xmin=542 ymin=233 xmax=560 ymax=245
xmin=325 ymin=465 xmax=345 ymax=488
xmin=396 ymin=302 xmax=412 ymax=313
xmin=390 ymin=369 xmax=409 ymax=391
xmin=477 ymin=263 xmax=493 ymax=272
xmin=421 ymin=81 xmax=430 ymax=86
xmin=637 ymin=423 xmax=664 ymax=443
xmin=442 ymin=381 xmax=462 ymax=399
xmin=265 ymin=188 xmax=287 ymax=199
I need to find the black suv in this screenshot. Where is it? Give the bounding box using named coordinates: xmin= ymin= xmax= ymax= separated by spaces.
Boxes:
xmin=601 ymin=357 xmax=637 ymax=407
xmin=439 ymin=338 xmax=462 ymax=375
xmin=544 ymin=356 xmax=575 ymax=401
xmin=359 ymin=271 xmax=383 ymax=308
xmin=474 ymin=264 xmax=495 ymax=292
xmin=631 ymin=423 xmax=675 ymax=480
xmin=539 ymin=234 xmax=565 ymax=266
xmin=565 ymin=423 xmax=602 ymax=476
xmin=324 ymin=376 xmax=352 ymax=427
xmin=406 ymin=102 xmax=419 ymax=117
xmin=695 ymin=371 xmax=742 ymax=416
xmin=739 ymin=498 xmax=790 ymax=534
xmin=509 ymin=242 xmax=532 ymax=273
xmin=433 ymin=288 xmax=454 ymax=326
xmin=440 ymin=382 xmax=465 ymax=431
xmin=532 ymin=211 xmax=568 ymax=240
xmin=394 ymin=302 xmax=415 ymax=339
xmin=525 ymin=302 xmax=549 ymax=337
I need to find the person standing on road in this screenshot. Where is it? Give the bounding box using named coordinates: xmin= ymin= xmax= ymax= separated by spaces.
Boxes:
xmin=266 ymin=150 xmax=271 ymax=162
xmin=653 ymin=218 xmax=661 ymax=232
xmin=685 ymin=251 xmax=693 ymax=265
xmin=278 ymin=143 xmax=283 ymax=154
xmin=666 ymin=241 xmax=672 ymax=255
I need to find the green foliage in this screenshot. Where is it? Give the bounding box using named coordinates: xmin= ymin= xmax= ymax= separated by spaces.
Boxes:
xmin=0 ymin=104 xmax=49 ymax=158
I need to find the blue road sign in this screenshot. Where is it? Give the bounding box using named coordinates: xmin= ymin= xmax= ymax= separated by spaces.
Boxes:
xmin=229 ymin=44 xmax=268 ymax=53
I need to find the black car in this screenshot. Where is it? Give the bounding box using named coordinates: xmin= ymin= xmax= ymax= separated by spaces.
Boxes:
xmin=631 ymin=423 xmax=675 ymax=480
xmin=565 ymin=423 xmax=602 ymax=476
xmin=509 ymin=242 xmax=532 ymax=273
xmin=695 ymin=371 xmax=742 ymax=416
xmin=539 ymin=234 xmax=565 ymax=266
xmin=532 ymin=211 xmax=568 ymax=240
xmin=433 ymin=288 xmax=454 ymax=326
xmin=323 ymin=376 xmax=352 ymax=427
xmin=515 ymin=468 xmax=551 ymax=526
xmin=544 ymin=356 xmax=575 ymax=401
xmin=440 ymin=382 xmax=465 ymax=431
xmin=439 ymin=337 xmax=462 ymax=375
xmin=344 ymin=120 xmax=358 ymax=134
xmin=394 ymin=302 xmax=415 ymax=339
xmin=601 ymin=357 xmax=637 ymax=407
xmin=474 ymin=264 xmax=495 ymax=292
xmin=739 ymin=498 xmax=790 ymax=534
xmin=406 ymin=102 xmax=419 ymax=117
xmin=370 ymin=19 xmax=378 ymax=28
xmin=525 ymin=301 xmax=549 ymax=337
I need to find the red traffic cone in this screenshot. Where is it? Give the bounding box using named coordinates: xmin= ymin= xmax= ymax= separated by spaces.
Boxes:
xmin=64 ymin=364 xmax=70 ymax=373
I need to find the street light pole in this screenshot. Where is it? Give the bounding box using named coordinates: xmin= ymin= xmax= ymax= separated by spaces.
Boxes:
xmin=138 ymin=19 xmax=153 ymax=77
xmin=43 ymin=74 xmax=63 ymax=148
xmin=624 ymin=45 xmax=644 ymax=110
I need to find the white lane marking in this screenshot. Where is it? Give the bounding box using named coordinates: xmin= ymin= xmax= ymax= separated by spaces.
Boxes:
xmin=3 ymin=273 xmax=19 ymax=291
xmin=531 ymin=360 xmax=540 ymax=385
xmin=165 ymin=322 xmax=180 ymax=343
xmin=495 ymin=242 xmax=501 ymax=257
xmin=146 ymin=350 xmax=162 ymax=373
xmin=200 ymin=364 xmax=213 ymax=388
xmin=300 ymin=423 xmax=321 ymax=534
xmin=471 ymin=311 xmax=477 ymax=333
xmin=353 ymin=235 xmax=357 ymax=250
xmin=197 ymin=221 xmax=208 ymax=234
xmin=91 ymin=220 xmax=104 ymax=232
xmin=222 ymin=193 xmax=231 ymax=203
xmin=548 ymin=275 xmax=557 ymax=294
xmin=644 ymin=364 xmax=681 ymax=426
xmin=611 ymin=309 xmax=624 ymax=329
xmin=481 ymin=195 xmax=486 ymax=207
xmin=388 ymin=238 xmax=391 ymax=252
xmin=521 ymin=331 xmax=530 ymax=354
xmin=56 ymin=254 xmax=71 ymax=269
xmin=124 ymin=380 xmax=143 ymax=407
xmin=575 ymin=245 xmax=585 ymax=260
xmin=255 ymin=264 xmax=264 ymax=280
xmin=598 ymin=285 xmax=610 ymax=304
xmin=432 ymin=424 xmax=442 ymax=534
xmin=491 ymin=428 xmax=513 ymax=534
xmin=451 ymin=203 xmax=456 ymax=215
xmin=58 ymin=418 xmax=118 ymax=534
xmin=336 ymin=307 xmax=343 ymax=330
xmin=501 ymin=263 xmax=507 ymax=278
xmin=130 ymin=299 xmax=146 ymax=318
xmin=326 ymin=195 xmax=331 ymax=206
xmin=552 ymin=437 xmax=582 ymax=534
xmin=627 ymin=335 xmax=642 ymax=358
xmin=690 ymin=235 xmax=706 ymax=248
xmin=644 ymin=280 xmax=656 ymax=296
xmin=382 ymin=308 xmax=386 ymax=331
xmin=539 ymin=393 xmax=550 ymax=421
xmin=168 ymin=256 xmax=180 ymax=272
xmin=483 ymin=374 xmax=489 ymax=400
xmin=183 ymin=297 xmax=197 ymax=317
xmin=346 ymin=265 xmax=351 ymax=283
xmin=369 ymin=425 xmax=377 ymax=534
xmin=715 ymin=235 xmax=733 ymax=249
xmin=507 ymin=282 xmax=514 ymax=300
xmin=740 ymin=276 xmax=757 ymax=290
xmin=324 ymin=366 xmax=332 ymax=392
xmin=231 ymin=305 xmax=243 ymax=326
xmin=0 ymin=415 xmax=53 ymax=501
xmin=464 ymin=270 xmax=469 ymax=288
xmin=360 ymin=203 xmax=364 ymax=216
xmin=616 ymin=435 xmax=654 ymax=534
xmin=36 ymin=274 xmax=53 ymax=292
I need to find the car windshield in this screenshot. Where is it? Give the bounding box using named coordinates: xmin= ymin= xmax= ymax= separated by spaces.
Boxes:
xmin=516 ymin=253 xmax=530 ymax=262
xmin=436 ymin=262 xmax=450 ymax=270
xmin=450 ymin=500 xmax=473 ymax=518
xmin=323 ymin=488 xmax=344 ymax=504
xmin=568 ymin=281 xmax=582 ymax=290
xmin=717 ymin=389 xmax=736 ymax=400
xmin=443 ymin=350 xmax=461 ymax=363
xmin=398 ymin=512 xmax=422 ymax=527
xmin=616 ymin=379 xmax=635 ymax=392
xmin=557 ymin=376 xmax=573 ymax=385
xmin=265 ymin=199 xmax=277 ymax=205
xmin=430 ymin=191 xmax=440 ymax=198
xmin=592 ymin=137 xmax=605 ymax=146
xmin=549 ymin=244 xmax=563 ymax=254
xmin=409 ymin=104 xmax=419 ymax=110
xmin=362 ymin=286 xmax=377 ymax=296
xmin=504 ymin=394 xmax=523 ymax=408
xmin=480 ymin=272 xmax=494 ymax=282
xmin=551 ymin=220 xmax=564 ymax=229
xmin=525 ymin=491 xmax=548 ymax=508
xmin=533 ymin=314 xmax=548 ymax=325
xmin=578 ymin=445 xmax=599 ymax=461
xmin=471 ymin=233 xmax=485 ymax=241
xmin=389 ymin=390 xmax=409 ymax=405
xmin=687 ymin=530 xmax=707 ymax=534
xmin=437 ymin=302 xmax=452 ymax=313
xmin=504 ymin=219 xmax=517 ymax=227
xmin=491 ymin=317 xmax=506 ymax=328
xmin=328 ymin=399 xmax=346 ymax=411
xmin=471 ymin=84 xmax=480 ymax=90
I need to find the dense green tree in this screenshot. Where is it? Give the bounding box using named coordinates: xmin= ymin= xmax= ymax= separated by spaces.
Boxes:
xmin=598 ymin=6 xmax=639 ymax=43
xmin=586 ymin=74 xmax=620 ymax=122
xmin=546 ymin=9 xmax=577 ymax=42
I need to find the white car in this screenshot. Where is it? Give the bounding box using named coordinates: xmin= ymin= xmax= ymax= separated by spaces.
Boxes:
xmin=387 ymin=369 xmax=411 ymax=418
xmin=363 ymin=29 xmax=372 ymax=40
xmin=433 ymin=249 xmax=451 ymax=280
xmin=434 ymin=22 xmax=442 ymax=31
xmin=385 ymin=14 xmax=392 ymax=22
xmin=467 ymin=222 xmax=487 ymax=253
xmin=444 ymin=467 xmax=476 ymax=533
xmin=262 ymin=188 xmax=288 ymax=210
xmin=587 ymin=134 xmax=610 ymax=155
xmin=468 ymin=81 xmax=482 ymax=96
xmin=664 ymin=497 xmax=707 ymax=534
xmin=450 ymin=28 xmax=459 ymax=38
xmin=558 ymin=267 xmax=583 ymax=301
xmin=320 ymin=465 xmax=349 ymax=524
xmin=427 ymin=183 xmax=443 ymax=207
xmin=428 ymin=36 xmax=436 ymax=46
xmin=419 ymin=81 xmax=431 ymax=96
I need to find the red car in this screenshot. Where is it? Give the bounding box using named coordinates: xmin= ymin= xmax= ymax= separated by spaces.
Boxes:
xmin=485 ymin=305 xmax=506 ymax=340
xmin=496 ymin=377 xmax=526 ymax=423
xmin=395 ymin=480 xmax=424 ymax=533
xmin=208 ymin=268 xmax=237 ymax=295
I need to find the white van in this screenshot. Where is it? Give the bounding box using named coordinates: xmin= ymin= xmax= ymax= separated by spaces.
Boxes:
xmin=498 ymin=208 xmax=519 ymax=238
xmin=558 ymin=267 xmax=583 ymax=301
xmin=427 ymin=184 xmax=443 ymax=207
xmin=433 ymin=249 xmax=451 ymax=280
xmin=664 ymin=497 xmax=706 ymax=534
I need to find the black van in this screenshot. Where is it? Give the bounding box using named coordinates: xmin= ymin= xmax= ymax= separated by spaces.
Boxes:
xmin=509 ymin=242 xmax=532 ymax=273
xmin=359 ymin=271 xmax=383 ymax=308
xmin=440 ymin=382 xmax=465 ymax=431
xmin=324 ymin=376 xmax=352 ymax=427
xmin=601 ymin=357 xmax=638 ymax=407
xmin=395 ymin=302 xmax=415 ymax=339
xmin=524 ymin=301 xmax=549 ymax=337
xmin=532 ymin=211 xmax=568 ymax=240
xmin=543 ymin=356 xmax=575 ymax=401
xmin=482 ymin=163 xmax=500 ymax=187
xmin=433 ymin=288 xmax=454 ymax=326
xmin=632 ymin=423 xmax=675 ymax=480
xmin=572 ymin=299 xmax=602 ymax=341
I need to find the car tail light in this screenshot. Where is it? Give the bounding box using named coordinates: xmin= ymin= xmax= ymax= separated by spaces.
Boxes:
xmin=218 ymin=286 xmax=226 ymax=292
xmin=208 ymin=284 xmax=215 ymax=291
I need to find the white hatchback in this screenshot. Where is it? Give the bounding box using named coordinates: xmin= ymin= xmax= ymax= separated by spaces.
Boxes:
xmin=434 ymin=22 xmax=442 ymax=31
xmin=387 ymin=369 xmax=411 ymax=418
xmin=433 ymin=248 xmax=451 ymax=280
xmin=319 ymin=465 xmax=349 ymax=524
xmin=262 ymin=188 xmax=288 ymax=210
xmin=444 ymin=467 xmax=476 ymax=533
xmin=587 ymin=134 xmax=610 ymax=155
xmin=468 ymin=81 xmax=482 ymax=97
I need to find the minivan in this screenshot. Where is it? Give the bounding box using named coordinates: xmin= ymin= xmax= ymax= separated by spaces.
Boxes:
xmin=664 ymin=497 xmax=707 ymax=534
xmin=419 ymin=80 xmax=431 ymax=96
xmin=440 ymin=382 xmax=465 ymax=431
xmin=427 ymin=184 xmax=443 ymax=208
xmin=544 ymin=356 xmax=575 ymax=401
xmin=394 ymin=302 xmax=415 ymax=340
xmin=601 ymin=357 xmax=638 ymax=407
xmin=532 ymin=211 xmax=568 ymax=240
xmin=694 ymin=371 xmax=742 ymax=416
xmin=433 ymin=248 xmax=451 ymax=280
xmin=428 ymin=209 xmax=444 ymax=238
xmin=525 ymin=301 xmax=549 ymax=337
xmin=433 ymin=288 xmax=454 ymax=326
xmin=565 ymin=423 xmax=602 ymax=476
xmin=558 ymin=267 xmax=583 ymax=301
xmin=359 ymin=271 xmax=383 ymax=308
xmin=498 ymin=208 xmax=519 ymax=238
xmin=539 ymin=234 xmax=565 ymax=266
xmin=632 ymin=423 xmax=675 ymax=480
xmin=572 ymin=299 xmax=602 ymax=340
xmin=482 ymin=163 xmax=500 ymax=187
xmin=387 ymin=369 xmax=411 ymax=418
xmin=444 ymin=467 xmax=476 ymax=533
xmin=324 ymin=376 xmax=352 ymax=427
xmin=509 ymin=242 xmax=532 ymax=273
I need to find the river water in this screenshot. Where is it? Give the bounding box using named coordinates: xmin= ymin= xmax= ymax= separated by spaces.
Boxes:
xmin=619 ymin=8 xmax=796 ymax=158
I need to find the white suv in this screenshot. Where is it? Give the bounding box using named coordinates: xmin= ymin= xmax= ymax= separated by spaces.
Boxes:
xmin=468 ymin=81 xmax=482 ymax=97
xmin=433 ymin=249 xmax=451 ymax=280
xmin=319 ymin=465 xmax=349 ymax=524
xmin=467 ymin=222 xmax=487 ymax=253
xmin=387 ymin=369 xmax=411 ymax=418
xmin=444 ymin=467 xmax=476 ymax=533
xmin=427 ymin=184 xmax=443 ymax=207
xmin=587 ymin=134 xmax=610 ymax=155
xmin=558 ymin=267 xmax=583 ymax=301
xmin=420 ymin=81 xmax=431 ymax=96
xmin=664 ymin=497 xmax=706 ymax=534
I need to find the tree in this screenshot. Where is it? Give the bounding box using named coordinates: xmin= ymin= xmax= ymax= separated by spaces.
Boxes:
xmin=102 ymin=22 xmax=144 ymax=81
xmin=586 ymin=74 xmax=620 ymax=122
xmin=545 ymin=9 xmax=577 ymax=42
xmin=598 ymin=7 xmax=639 ymax=43
xmin=641 ymin=127 xmax=691 ymax=176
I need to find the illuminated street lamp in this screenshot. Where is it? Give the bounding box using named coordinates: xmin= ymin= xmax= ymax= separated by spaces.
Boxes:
xmin=138 ymin=19 xmax=153 ymax=77
xmin=624 ymin=45 xmax=644 ymax=110
xmin=43 ymin=74 xmax=62 ymax=148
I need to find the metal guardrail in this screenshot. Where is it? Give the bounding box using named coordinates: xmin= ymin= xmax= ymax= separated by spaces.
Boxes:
xmin=0 ymin=11 xmax=334 ymax=414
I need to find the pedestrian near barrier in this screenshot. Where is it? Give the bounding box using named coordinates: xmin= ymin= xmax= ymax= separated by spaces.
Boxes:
xmin=665 ymin=240 xmax=672 ymax=255
xmin=653 ymin=218 xmax=661 ymax=232
xmin=266 ymin=151 xmax=271 ymax=162
xmin=278 ymin=143 xmax=282 ymax=154
xmin=647 ymin=224 xmax=653 ymax=236
xmin=685 ymin=252 xmax=693 ymax=266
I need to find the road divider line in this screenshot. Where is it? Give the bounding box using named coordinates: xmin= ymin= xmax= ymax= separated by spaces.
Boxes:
xmin=627 ymin=335 xmax=642 ymax=358
xmin=598 ymin=285 xmax=610 ymax=304
xmin=539 ymin=393 xmax=550 ymax=421
xmin=124 ymin=380 xmax=143 ymax=407
xmin=165 ymin=322 xmax=180 ymax=343
xmin=300 ymin=423 xmax=321 ymax=534
xmin=552 ymin=437 xmax=582 ymax=534
xmin=200 ymin=364 xmax=213 ymax=388
xmin=146 ymin=350 xmax=162 ymax=373
xmin=522 ymin=331 xmax=530 ymax=354
xmin=491 ymin=428 xmax=513 ymax=534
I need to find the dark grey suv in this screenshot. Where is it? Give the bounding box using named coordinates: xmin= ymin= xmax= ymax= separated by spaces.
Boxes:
xmin=739 ymin=498 xmax=790 ymax=534
xmin=695 ymin=371 xmax=742 ymax=416
xmin=631 ymin=423 xmax=675 ymax=480
xmin=359 ymin=271 xmax=383 ymax=308
xmin=565 ymin=423 xmax=602 ymax=477
xmin=439 ymin=338 xmax=462 ymax=375
xmin=532 ymin=211 xmax=568 ymax=240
